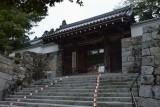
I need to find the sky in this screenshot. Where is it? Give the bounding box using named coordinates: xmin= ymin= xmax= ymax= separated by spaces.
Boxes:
xmin=30 ymin=0 xmax=123 ymax=40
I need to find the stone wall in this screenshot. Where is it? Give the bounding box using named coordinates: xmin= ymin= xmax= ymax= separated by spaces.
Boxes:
xmin=121 ymin=36 xmax=142 ymax=74
xmin=0 ymin=55 xmax=27 ymax=100
xmin=0 ymin=55 xmax=14 ymax=92
xmin=41 ymin=51 xmax=62 ymax=77
xmin=0 ymin=51 xmax=62 ymax=100
xmin=138 ymin=23 xmax=160 ymax=107
xmin=15 ymin=51 xmax=62 ymax=78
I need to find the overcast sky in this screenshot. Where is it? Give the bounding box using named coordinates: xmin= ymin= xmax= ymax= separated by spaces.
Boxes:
xmin=30 ymin=0 xmax=123 ymax=40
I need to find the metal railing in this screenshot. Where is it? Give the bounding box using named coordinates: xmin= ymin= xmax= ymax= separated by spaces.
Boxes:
xmin=130 ymin=73 xmax=141 ymax=107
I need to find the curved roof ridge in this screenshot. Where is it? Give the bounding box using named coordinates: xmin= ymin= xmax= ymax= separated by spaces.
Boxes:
xmin=59 ymin=6 xmax=132 ymax=30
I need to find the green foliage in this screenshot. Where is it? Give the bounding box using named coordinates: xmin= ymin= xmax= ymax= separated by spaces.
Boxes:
xmin=0 ymin=0 xmax=83 ymax=55
xmin=0 ymin=8 xmax=35 ymax=54
xmin=42 ymin=28 xmax=55 ymax=37
xmin=0 ymin=0 xmax=83 ymax=15
xmin=117 ymin=0 xmax=160 ymax=21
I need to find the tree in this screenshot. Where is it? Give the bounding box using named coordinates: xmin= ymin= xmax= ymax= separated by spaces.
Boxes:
xmin=0 ymin=0 xmax=83 ymax=15
xmin=116 ymin=0 xmax=160 ymax=21
xmin=0 ymin=0 xmax=83 ymax=54
xmin=42 ymin=30 xmax=49 ymax=37
xmin=0 ymin=7 xmax=43 ymax=54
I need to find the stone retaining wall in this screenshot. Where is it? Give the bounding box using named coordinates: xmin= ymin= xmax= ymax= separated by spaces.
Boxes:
xmin=121 ymin=36 xmax=142 ymax=74
xmin=0 ymin=55 xmax=14 ymax=92
xmin=138 ymin=23 xmax=160 ymax=107
xmin=122 ymin=22 xmax=160 ymax=107
xmin=15 ymin=51 xmax=62 ymax=78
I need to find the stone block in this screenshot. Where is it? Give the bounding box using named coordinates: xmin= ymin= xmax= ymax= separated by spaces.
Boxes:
xmin=133 ymin=44 xmax=142 ymax=48
xmin=143 ymin=24 xmax=159 ymax=34
xmin=122 ymin=48 xmax=126 ymax=52
xmin=156 ymin=75 xmax=160 ymax=85
xmin=122 ymin=62 xmax=134 ymax=67
xmin=138 ymin=98 xmax=160 ymax=107
xmin=143 ymin=25 xmax=153 ymax=33
xmin=142 ymin=48 xmax=151 ymax=56
xmin=154 ymin=56 xmax=160 ymax=65
xmin=152 ymin=39 xmax=160 ymax=47
xmin=122 ymin=51 xmax=132 ymax=57
xmin=140 ymin=75 xmax=154 ymax=85
xmin=132 ymin=48 xmax=142 ymax=56
xmin=0 ymin=79 xmax=6 ymax=91
xmin=125 ymin=46 xmax=134 ymax=51
xmin=141 ymin=66 xmax=154 ymax=75
xmin=152 ymin=85 xmax=160 ymax=99
xmin=152 ymin=31 xmax=160 ymax=39
xmin=122 ymin=67 xmax=128 ymax=74
xmin=121 ymin=39 xmax=130 ymax=48
xmin=142 ymin=33 xmax=152 ymax=43
xmin=142 ymin=56 xmax=154 ymax=66
xmin=155 ymin=66 xmax=160 ymax=74
xmin=134 ymin=61 xmax=142 ymax=66
xmin=142 ymin=42 xmax=154 ymax=49
xmin=131 ymin=36 xmax=142 ymax=45
xmin=122 ymin=57 xmax=127 ymax=63
xmin=150 ymin=47 xmax=160 ymax=56
xmin=127 ymin=57 xmax=134 ymax=62
xmin=134 ymin=57 xmax=142 ymax=62
xmin=139 ymin=85 xmax=152 ymax=98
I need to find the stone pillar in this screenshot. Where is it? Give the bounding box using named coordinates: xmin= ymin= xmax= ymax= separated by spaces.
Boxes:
xmin=138 ymin=24 xmax=160 ymax=107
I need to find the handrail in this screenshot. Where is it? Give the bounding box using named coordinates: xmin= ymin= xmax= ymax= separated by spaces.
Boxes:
xmin=0 ymin=71 xmax=45 ymax=101
xmin=130 ymin=73 xmax=141 ymax=107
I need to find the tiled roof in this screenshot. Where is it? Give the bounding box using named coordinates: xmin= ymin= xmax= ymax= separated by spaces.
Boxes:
xmin=54 ymin=6 xmax=133 ymax=34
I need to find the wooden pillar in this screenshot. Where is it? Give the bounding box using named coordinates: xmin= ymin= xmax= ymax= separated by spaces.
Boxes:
xmin=61 ymin=45 xmax=65 ymax=76
xmin=104 ymin=37 xmax=110 ymax=72
xmin=72 ymin=38 xmax=78 ymax=75
xmin=77 ymin=46 xmax=87 ymax=74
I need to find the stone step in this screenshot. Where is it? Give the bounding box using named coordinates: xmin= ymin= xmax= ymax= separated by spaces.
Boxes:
xmin=31 ymin=83 xmax=97 ymax=87
xmin=24 ymin=84 xmax=134 ymax=90
xmin=4 ymin=99 xmax=93 ymax=106
xmin=0 ymin=73 xmax=139 ymax=107
xmin=18 ymin=89 xmax=95 ymax=93
xmin=98 ymin=88 xmax=137 ymax=93
xmin=15 ymin=88 xmax=136 ymax=96
xmin=97 ymin=101 xmax=132 ymax=107
xmin=23 ymin=86 xmax=96 ymax=90
xmin=97 ymin=92 xmax=137 ymax=97
xmin=6 ymin=96 xmax=137 ymax=102
xmin=13 ymin=92 xmax=95 ymax=97
xmin=35 ymin=81 xmax=135 ymax=87
xmin=0 ymin=101 xmax=92 ymax=107
xmin=37 ymin=79 xmax=133 ymax=83
xmin=36 ymin=79 xmax=97 ymax=84
xmin=17 ymin=88 xmax=137 ymax=94
xmin=10 ymin=92 xmax=135 ymax=98
xmin=0 ymin=105 xmax=27 ymax=107
xmin=7 ymin=96 xmax=93 ymax=101
xmin=19 ymin=85 xmax=136 ymax=91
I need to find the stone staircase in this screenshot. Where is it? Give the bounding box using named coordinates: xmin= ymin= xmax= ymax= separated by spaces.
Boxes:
xmin=0 ymin=73 xmax=139 ymax=107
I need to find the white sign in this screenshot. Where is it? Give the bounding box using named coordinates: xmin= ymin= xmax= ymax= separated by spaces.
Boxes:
xmin=72 ymin=52 xmax=76 ymax=68
xmin=98 ymin=66 xmax=105 ymax=73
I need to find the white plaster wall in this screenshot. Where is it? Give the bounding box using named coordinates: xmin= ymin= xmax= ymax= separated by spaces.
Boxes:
xmin=131 ymin=18 xmax=160 ymax=37
xmin=131 ymin=25 xmax=142 ymax=37
xmin=42 ymin=45 xmax=58 ymax=54
xmin=9 ymin=43 xmax=59 ymax=57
